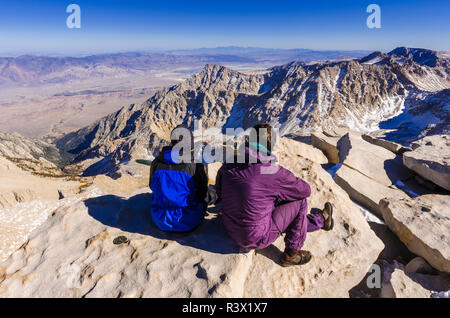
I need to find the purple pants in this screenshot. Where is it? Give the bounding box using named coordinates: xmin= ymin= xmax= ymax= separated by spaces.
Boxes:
xmin=260 ymin=199 xmax=324 ymax=251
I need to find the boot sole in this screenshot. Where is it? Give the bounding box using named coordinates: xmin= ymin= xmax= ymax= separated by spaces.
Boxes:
xmin=279 ymin=254 xmax=313 ymax=267
xmin=323 ymin=202 xmax=334 ymax=231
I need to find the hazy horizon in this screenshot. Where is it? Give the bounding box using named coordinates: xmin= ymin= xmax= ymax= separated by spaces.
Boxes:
xmin=2 ymin=45 xmax=449 ymax=59
xmin=0 ymin=46 xmax=375 ymax=58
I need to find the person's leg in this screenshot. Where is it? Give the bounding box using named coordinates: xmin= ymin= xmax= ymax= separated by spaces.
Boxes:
xmin=259 ymin=200 xmax=301 ymax=249
xmin=271 ymin=199 xmax=322 ymax=251
xmin=307 ymin=213 xmax=324 ymax=232
xmin=261 ymin=200 xmax=326 ymax=250
xmin=271 ymin=201 xmax=333 ymax=267
xmin=271 ymin=200 xmax=312 ymax=266
xmin=278 ymin=199 xmax=307 ymax=251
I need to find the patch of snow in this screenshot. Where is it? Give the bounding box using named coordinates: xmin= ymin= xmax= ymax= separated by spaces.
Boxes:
xmin=279 ymin=115 xmax=301 ymax=136
xmin=410 ymin=67 xmax=449 ymax=91
xmin=0 ymin=187 xmax=103 ymax=263
xmin=354 ymin=201 xmax=385 ymax=225
xmin=339 ymin=95 xmax=406 ymax=133
xmin=392 ymin=56 xmax=406 ymax=65
xmin=0 ymin=200 xmax=58 ymax=263
xmin=431 ymin=290 xmax=450 ymax=298
xmin=362 ymin=56 xmax=384 ymax=65
xmin=379 ymin=91 xmax=446 ymax=143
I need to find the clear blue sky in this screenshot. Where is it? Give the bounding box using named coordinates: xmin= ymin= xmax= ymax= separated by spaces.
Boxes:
xmin=0 ymin=0 xmax=448 ymax=55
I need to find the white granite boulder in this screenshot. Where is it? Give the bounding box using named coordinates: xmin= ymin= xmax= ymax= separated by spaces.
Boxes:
xmin=403 ymin=135 xmax=450 ymax=190
xmin=362 ymin=134 xmax=410 ymax=155
xmin=380 ymin=195 xmax=450 ymax=274
xmin=334 ymin=132 xmax=411 ymax=217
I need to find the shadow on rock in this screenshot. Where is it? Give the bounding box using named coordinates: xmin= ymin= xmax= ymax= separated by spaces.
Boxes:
xmin=255 ymin=207 xmax=323 ymax=265
xmin=383 ymin=157 xmax=415 ymax=186
xmin=256 ymin=244 xmax=283 ymax=265
xmin=84 ymin=193 xmax=242 ymax=255
xmin=368 ymin=221 xmax=414 ymax=264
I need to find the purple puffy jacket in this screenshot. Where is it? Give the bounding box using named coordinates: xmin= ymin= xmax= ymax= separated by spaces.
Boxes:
xmin=215 ymin=147 xmax=311 ymax=249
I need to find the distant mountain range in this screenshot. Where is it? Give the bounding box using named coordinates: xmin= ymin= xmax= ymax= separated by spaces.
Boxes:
xmin=54 ymin=47 xmax=449 ymax=177
xmin=0 ymin=53 xmax=251 ymax=87
xmin=168 ymin=46 xmax=370 ymax=62
xmin=0 ymin=48 xmax=371 ymax=87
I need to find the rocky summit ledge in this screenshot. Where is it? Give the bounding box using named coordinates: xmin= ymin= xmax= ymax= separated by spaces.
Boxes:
xmin=403 ymin=135 xmax=450 ymax=191
xmin=0 ymin=139 xmax=384 ymax=297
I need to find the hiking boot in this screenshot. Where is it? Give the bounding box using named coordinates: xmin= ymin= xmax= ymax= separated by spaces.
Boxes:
xmin=321 ymin=202 xmax=334 ymax=231
xmin=280 ymin=249 xmax=312 ymax=267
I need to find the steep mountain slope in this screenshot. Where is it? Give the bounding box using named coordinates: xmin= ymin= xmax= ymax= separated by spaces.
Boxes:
xmin=55 ymin=47 xmax=449 ymax=175
xmin=0 ymin=131 xmax=63 ymax=173
xmin=379 ymin=89 xmax=449 ymax=143
xmin=0 ymin=131 xmax=80 ymax=208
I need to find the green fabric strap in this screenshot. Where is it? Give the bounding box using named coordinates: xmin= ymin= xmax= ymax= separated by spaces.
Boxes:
xmin=248 ymin=141 xmax=270 ymax=155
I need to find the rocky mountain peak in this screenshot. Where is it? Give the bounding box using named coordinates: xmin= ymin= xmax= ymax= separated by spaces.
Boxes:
xmin=387 ymin=47 xmax=441 ymax=67
xmin=358 ymin=51 xmax=386 ymax=63
xmin=201 ymin=63 xmax=227 ymax=73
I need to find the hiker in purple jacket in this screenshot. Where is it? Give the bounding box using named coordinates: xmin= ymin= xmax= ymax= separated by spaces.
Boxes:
xmin=215 ymin=124 xmax=334 ymax=266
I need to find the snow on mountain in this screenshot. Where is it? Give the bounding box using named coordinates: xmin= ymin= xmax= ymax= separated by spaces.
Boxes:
xmin=54 ymin=47 xmax=449 ymax=175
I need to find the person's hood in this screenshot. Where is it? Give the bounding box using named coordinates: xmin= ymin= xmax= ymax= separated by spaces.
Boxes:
xmin=158 ymin=146 xmax=196 ymax=164
xmin=157 ymin=146 xmax=180 ymax=164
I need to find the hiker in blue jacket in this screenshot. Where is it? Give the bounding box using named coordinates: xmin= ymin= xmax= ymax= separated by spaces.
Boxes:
xmin=149 ymin=126 xmax=216 ymax=232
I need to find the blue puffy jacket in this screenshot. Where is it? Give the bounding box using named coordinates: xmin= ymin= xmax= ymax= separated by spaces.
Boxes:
xmin=149 ymin=146 xmax=208 ymax=231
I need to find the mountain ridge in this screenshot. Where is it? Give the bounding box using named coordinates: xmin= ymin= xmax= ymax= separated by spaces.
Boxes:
xmin=51 ymin=47 xmax=449 ymax=176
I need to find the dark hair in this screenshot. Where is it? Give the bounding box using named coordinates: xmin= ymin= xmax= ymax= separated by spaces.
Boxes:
xmin=251 ymin=123 xmax=272 ymax=153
